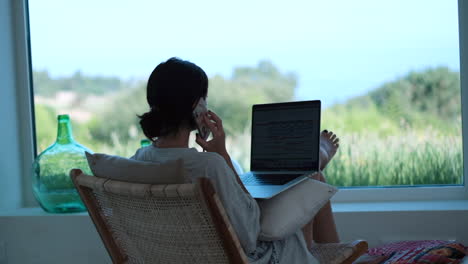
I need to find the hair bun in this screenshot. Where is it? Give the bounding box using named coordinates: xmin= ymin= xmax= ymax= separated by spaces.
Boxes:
xmin=139 ymin=109 xmax=162 ymax=139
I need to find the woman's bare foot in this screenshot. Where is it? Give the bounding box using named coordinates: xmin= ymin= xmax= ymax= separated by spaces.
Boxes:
xmin=319 ymin=130 xmax=339 ymax=171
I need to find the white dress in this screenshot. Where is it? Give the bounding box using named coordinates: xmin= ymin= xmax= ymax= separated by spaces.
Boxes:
xmin=131 ymin=146 xmax=318 ymax=264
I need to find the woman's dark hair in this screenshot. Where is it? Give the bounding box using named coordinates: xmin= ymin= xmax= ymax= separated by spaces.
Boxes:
xmin=139 ymin=57 xmax=208 ymax=140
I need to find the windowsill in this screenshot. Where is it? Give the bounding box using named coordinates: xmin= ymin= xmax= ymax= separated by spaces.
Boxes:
xmin=1 ymin=200 xmax=467 ymax=217
xmin=332 ymin=200 xmax=468 ymax=213
xmin=0 ymin=207 xmax=89 ymax=217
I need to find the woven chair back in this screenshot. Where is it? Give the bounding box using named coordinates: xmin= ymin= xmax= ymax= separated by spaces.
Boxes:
xmin=70 ymin=169 xmax=248 ymax=264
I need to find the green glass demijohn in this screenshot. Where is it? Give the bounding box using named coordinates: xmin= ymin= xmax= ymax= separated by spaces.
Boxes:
xmin=32 ymin=114 xmax=93 ymax=213
xmin=140 ymin=138 xmax=151 ymax=147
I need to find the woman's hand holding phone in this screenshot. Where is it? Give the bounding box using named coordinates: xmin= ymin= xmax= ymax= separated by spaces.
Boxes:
xmin=195 ymin=110 xmax=228 ymax=157
xmin=196 ymin=110 xmax=250 ymax=194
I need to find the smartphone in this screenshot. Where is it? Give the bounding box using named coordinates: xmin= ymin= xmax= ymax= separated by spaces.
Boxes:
xmin=193 ymin=98 xmax=211 ymax=140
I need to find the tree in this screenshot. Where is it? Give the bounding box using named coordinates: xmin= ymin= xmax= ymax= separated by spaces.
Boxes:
xmin=86 ymin=60 xmax=297 ymax=143
xmin=370 ymin=67 xmax=460 ymax=121
xmin=209 ymin=60 xmax=297 ymax=134
xmin=33 ymin=70 xmax=129 ymax=96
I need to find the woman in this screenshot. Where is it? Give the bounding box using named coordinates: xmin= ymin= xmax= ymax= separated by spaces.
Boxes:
xmin=131 ymin=57 xmax=340 ymax=264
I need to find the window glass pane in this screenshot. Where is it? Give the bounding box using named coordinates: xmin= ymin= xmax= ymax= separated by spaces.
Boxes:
xmin=29 ymin=0 xmax=462 ymax=187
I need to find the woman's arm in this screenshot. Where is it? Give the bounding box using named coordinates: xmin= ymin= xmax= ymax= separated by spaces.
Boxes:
xmin=219 ymin=151 xmax=249 ymax=194
xmin=195 ymin=110 xmax=250 ymax=194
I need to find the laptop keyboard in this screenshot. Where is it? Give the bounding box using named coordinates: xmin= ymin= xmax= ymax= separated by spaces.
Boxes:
xmin=242 ymin=174 xmax=303 ymax=186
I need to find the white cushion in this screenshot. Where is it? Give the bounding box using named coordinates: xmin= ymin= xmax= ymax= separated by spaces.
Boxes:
xmin=257 ymin=176 xmax=338 ymax=241
xmin=85 ymin=152 xmax=186 ymax=184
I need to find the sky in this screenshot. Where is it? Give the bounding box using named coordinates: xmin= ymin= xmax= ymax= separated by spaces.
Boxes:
xmin=29 ymin=0 xmax=460 ymax=107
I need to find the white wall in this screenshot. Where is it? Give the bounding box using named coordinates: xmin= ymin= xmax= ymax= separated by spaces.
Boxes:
xmin=0 ymin=210 xmax=111 ymax=264
xmin=0 ymin=0 xmax=23 ymax=209
xmin=0 ymin=207 xmax=466 ymax=264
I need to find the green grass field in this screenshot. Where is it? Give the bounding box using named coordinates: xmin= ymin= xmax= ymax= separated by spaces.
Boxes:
xmin=35 ymin=102 xmax=464 ymax=188
xmin=225 ymin=130 xmax=463 ymax=187
xmin=36 ymin=123 xmax=463 ymax=188
xmin=324 ymin=132 xmax=463 ymax=187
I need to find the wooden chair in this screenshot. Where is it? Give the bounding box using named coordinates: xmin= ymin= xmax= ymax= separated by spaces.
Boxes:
xmin=70 ymin=169 xmax=367 ymax=264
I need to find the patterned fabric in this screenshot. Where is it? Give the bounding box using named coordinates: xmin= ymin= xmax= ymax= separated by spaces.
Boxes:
xmin=366 ymin=240 xmax=467 ymax=264
xmin=248 ymin=240 xmax=281 ymax=264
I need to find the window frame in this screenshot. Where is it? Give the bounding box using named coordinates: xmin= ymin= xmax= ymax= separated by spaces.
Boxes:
xmin=334 ymin=0 xmax=468 ymax=203
xmin=14 ymin=0 xmax=468 ymax=206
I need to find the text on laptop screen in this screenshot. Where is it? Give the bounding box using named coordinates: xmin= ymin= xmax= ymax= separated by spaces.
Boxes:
xmin=251 ymin=101 xmax=320 ymax=171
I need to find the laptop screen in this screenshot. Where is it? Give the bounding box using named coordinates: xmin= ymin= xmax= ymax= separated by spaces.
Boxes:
xmin=250 ymin=100 xmax=321 ymax=172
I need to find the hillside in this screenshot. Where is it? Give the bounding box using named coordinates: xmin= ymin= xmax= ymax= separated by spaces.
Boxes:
xmin=33 ymin=70 xmax=137 ymax=96
xmin=33 ymin=64 xmax=461 ymax=149
xmin=323 ymin=67 xmax=461 ymax=134
xmin=33 ymin=60 xmax=297 ymax=147
xmin=340 ymin=67 xmax=460 ymax=119
xmin=32 ymin=65 xmax=463 ymax=186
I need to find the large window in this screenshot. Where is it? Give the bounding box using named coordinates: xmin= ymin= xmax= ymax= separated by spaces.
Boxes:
xmin=29 ymin=0 xmax=462 ymax=188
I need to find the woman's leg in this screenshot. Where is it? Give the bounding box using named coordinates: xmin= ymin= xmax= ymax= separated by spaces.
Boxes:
xmin=302 ymin=130 xmax=340 ymax=248
xmin=302 ymin=172 xmax=340 ymax=249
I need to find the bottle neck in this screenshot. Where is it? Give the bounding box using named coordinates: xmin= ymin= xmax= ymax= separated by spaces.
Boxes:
xmin=56 ymin=120 xmax=74 ymax=145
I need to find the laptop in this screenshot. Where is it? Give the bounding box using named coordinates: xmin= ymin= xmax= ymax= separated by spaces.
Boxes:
xmin=240 ymin=100 xmax=321 ymax=199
